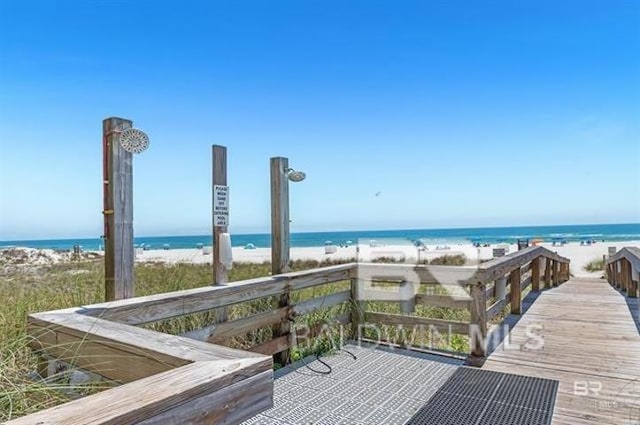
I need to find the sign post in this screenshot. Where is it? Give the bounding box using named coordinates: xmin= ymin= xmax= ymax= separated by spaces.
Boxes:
xmin=212 ymin=145 xmax=228 ymax=286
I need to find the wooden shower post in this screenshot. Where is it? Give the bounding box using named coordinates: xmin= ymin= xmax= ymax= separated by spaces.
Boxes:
xmin=103 ymin=117 xmax=135 ymax=301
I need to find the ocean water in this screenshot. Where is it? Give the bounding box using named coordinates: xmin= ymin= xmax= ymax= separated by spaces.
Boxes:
xmin=1 ymin=223 xmax=639 ymax=251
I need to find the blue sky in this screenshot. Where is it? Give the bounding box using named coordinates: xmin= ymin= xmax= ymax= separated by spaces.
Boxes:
xmin=1 ymin=0 xmax=639 ymax=240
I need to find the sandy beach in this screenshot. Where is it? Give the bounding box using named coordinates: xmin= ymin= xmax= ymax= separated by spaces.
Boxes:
xmin=131 ymin=240 xmax=640 ymax=278
xmin=2 ymin=241 xmax=638 ymax=278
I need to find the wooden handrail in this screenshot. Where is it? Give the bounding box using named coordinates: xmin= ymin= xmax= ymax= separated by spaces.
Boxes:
xmin=467 ymin=246 xmax=571 ymax=363
xmin=16 ymin=250 xmax=576 ymax=422
xmin=606 ymin=247 xmax=639 ymax=298
xmin=606 ymin=247 xmax=640 ymax=270
xmin=477 ymin=246 xmax=570 ymax=283
xmin=81 ymin=263 xmax=354 ymax=325
xmin=12 ymin=264 xmax=356 ymax=424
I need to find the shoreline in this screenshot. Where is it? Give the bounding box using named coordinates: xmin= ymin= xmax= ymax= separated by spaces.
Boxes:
xmin=134 ymin=241 xmax=640 ymax=278
xmin=2 ymin=223 xmax=638 ymax=251
xmin=3 ymin=240 xmax=639 ymax=278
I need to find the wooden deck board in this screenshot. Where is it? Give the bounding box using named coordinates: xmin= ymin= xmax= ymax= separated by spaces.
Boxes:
xmin=483 ymin=278 xmax=640 ymax=425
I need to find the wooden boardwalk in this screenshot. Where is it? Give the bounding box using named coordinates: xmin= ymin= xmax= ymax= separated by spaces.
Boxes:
xmin=483 ymin=277 xmax=640 ymax=425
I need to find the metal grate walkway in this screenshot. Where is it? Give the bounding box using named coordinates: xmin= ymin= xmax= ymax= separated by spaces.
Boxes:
xmin=406 ymin=367 xmax=557 ymax=425
xmin=242 ymin=343 xmax=463 ymax=425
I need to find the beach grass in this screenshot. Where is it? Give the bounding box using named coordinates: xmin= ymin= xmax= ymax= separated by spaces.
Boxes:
xmin=584 ymin=257 xmax=605 ymax=272
xmin=0 ymin=258 xmax=471 ymax=420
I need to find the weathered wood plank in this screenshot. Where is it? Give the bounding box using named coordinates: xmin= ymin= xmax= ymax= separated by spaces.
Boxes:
xmin=415 ymin=293 xmax=471 ymax=309
xmin=250 ymin=335 xmax=290 ymax=356
xmin=486 ymin=299 xmax=505 ymax=320
xmin=364 ymin=312 xmax=469 ymax=334
xmin=483 ymin=277 xmax=640 ymax=425
xmin=81 ymin=263 xmax=355 ymax=325
xmin=292 ymin=290 xmax=351 ymax=316
xmin=204 ymin=308 xmax=289 ymax=343
xmin=607 ymin=246 xmax=640 ymax=271
xmin=139 ymin=370 xmax=272 ymax=425
xmin=29 ymin=313 xmax=266 ymax=368
xmin=6 ymin=360 xmax=271 ymax=425
xmin=478 ymin=246 xmax=569 ymax=283
xmin=352 ymin=263 xmax=480 ymax=286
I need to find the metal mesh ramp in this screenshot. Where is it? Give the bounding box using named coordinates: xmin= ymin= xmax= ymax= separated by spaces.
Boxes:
xmin=241 ymin=342 xmax=464 ymax=424
xmin=406 ymin=367 xmax=558 ymax=425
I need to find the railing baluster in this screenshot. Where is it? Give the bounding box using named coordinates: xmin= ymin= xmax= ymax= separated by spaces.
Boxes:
xmin=509 ymin=267 xmax=522 ymax=314
xmin=469 ymin=282 xmax=487 ymax=361
xmin=350 ymin=276 xmax=363 ymax=339
xmin=495 ymin=276 xmax=507 ymax=301
xmin=632 ymin=267 xmax=639 ymax=298
xmin=544 ymin=258 xmax=552 ymax=289
xmin=531 ymin=258 xmax=541 ymax=292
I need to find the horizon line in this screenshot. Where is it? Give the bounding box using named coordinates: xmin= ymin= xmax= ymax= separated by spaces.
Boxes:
xmin=2 ymin=221 xmax=639 ymax=243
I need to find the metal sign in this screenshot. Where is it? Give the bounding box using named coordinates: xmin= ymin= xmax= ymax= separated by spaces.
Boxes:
xmin=213 ymin=185 xmax=229 ymax=227
xmin=493 ymin=248 xmax=506 ymax=258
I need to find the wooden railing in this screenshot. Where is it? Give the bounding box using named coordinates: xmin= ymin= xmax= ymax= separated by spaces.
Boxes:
xmin=8 ymin=264 xmax=354 ymax=424
xmin=468 ymin=245 xmax=570 ymax=362
xmin=12 ymin=249 xmax=570 ymax=424
xmin=606 ymin=247 xmax=640 ymax=298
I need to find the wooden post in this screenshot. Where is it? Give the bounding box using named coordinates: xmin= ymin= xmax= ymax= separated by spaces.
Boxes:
xmin=509 ymin=267 xmax=522 ymax=314
xmin=271 ymin=157 xmax=290 ymax=275
xmin=622 ymin=259 xmax=629 ymax=293
xmin=495 ymin=277 xmax=507 ymax=301
xmin=631 ymin=268 xmax=639 ymax=298
xmin=544 ymin=258 xmax=552 ymax=289
xmin=270 ymin=157 xmax=290 ymax=366
xmin=609 ymin=263 xmax=615 ymax=286
xmin=616 ymin=261 xmax=623 ymax=290
xmin=103 ymin=117 xmax=134 ymax=301
xmin=559 ymin=263 xmax=567 ymax=282
xmin=627 ymin=261 xmax=633 ymax=294
xmin=469 ymin=282 xmax=487 ymax=361
xmin=531 ymin=258 xmax=541 ymax=292
xmin=399 ymin=281 xmax=416 ymax=314
xmin=552 ymin=260 xmax=559 ymax=287
xmin=212 ymin=145 xmax=228 ymax=323
xmin=350 ymin=276 xmax=363 ymax=338
xmin=212 ymin=145 xmax=228 ymax=285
